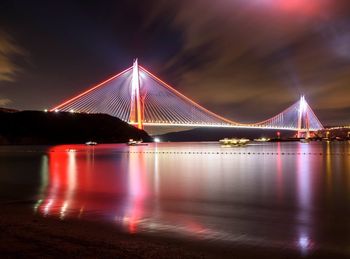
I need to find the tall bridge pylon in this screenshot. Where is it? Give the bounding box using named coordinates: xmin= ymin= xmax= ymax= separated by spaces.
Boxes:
xmin=51 ymin=60 xmax=324 ymax=133
xmin=129 ymin=59 xmax=143 ymax=129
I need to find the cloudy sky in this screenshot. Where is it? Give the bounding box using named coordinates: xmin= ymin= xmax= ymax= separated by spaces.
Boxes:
xmin=0 ymin=0 xmax=349 ymax=125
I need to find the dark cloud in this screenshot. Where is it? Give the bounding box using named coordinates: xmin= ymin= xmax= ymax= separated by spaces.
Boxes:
xmin=147 ymin=0 xmax=350 ymax=124
xmin=0 ymin=0 xmax=349 ymax=125
xmin=0 ymin=30 xmax=25 ymax=82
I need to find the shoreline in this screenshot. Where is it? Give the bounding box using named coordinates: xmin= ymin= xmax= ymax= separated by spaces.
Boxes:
xmin=0 ymin=204 xmax=348 ymax=258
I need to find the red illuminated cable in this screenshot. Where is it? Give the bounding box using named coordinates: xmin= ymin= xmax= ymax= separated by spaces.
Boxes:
xmin=50 ymin=67 xmax=132 ymax=111
xmin=139 ymin=66 xmax=240 ymax=125
xmin=49 ymin=62 xmax=323 ymax=130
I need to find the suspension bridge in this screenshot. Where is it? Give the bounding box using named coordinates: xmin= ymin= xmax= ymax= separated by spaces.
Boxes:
xmin=51 ymin=59 xmax=324 ymax=136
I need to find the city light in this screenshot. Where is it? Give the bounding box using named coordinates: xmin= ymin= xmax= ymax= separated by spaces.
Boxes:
xmin=154 ymin=137 xmax=160 ymax=143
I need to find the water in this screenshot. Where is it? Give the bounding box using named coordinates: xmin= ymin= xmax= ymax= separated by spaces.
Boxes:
xmin=1 ymin=142 xmax=350 ymax=255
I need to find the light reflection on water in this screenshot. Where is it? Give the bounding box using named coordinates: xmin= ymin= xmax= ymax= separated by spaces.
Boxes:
xmin=296 ymin=143 xmax=312 ymax=254
xmin=1 ymin=142 xmax=350 ymax=254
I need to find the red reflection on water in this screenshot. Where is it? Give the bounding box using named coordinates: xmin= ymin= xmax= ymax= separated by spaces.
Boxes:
xmin=38 ymin=145 xmax=129 ymax=220
xmin=36 ymin=144 xmax=217 ymax=237
xmin=185 ymin=220 xmax=206 ymax=236
xmin=123 ymin=152 xmax=147 ymax=233
xmin=40 ymin=147 xmax=74 ymax=217
xmin=276 ymin=142 xmax=284 ymax=202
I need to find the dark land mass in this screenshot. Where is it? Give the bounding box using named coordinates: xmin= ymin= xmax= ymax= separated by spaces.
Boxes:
xmin=159 ymin=127 xmax=297 ymax=142
xmin=0 ymin=110 xmax=151 ymax=145
xmin=0 ymin=107 xmax=18 ymax=113
xmin=0 ymin=204 xmax=348 ymax=259
xmin=159 ymin=127 xmax=350 ymax=142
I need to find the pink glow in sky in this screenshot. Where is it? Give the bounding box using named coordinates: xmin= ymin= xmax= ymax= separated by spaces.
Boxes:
xmin=254 ymin=0 xmax=330 ymax=16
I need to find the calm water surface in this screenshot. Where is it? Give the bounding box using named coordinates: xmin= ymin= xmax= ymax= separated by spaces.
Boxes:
xmin=1 ymin=142 xmax=350 ymax=255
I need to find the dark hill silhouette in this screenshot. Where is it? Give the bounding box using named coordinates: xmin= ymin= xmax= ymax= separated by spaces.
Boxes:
xmin=0 ymin=107 xmax=18 ymax=113
xmin=0 ymin=110 xmax=151 ymax=145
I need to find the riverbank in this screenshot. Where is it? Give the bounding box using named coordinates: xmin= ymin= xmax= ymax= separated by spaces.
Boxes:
xmin=0 ymin=204 xmax=347 ymax=259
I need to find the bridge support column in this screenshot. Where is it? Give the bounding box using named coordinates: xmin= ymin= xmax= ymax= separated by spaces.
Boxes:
xmin=297 ymin=96 xmax=310 ymax=138
xmin=129 ymin=59 xmax=144 ymax=130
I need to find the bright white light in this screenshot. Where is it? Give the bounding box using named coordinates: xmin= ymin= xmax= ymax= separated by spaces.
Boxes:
xmin=70 ymin=109 xmax=74 ymax=113
xmin=54 ymin=109 xmax=59 ymax=113
xmin=300 ymin=96 xmax=307 ymax=113
xmin=298 ymin=235 xmax=311 ymax=253
xmin=60 ymin=201 xmax=69 ymax=219
xmin=299 ymin=236 xmax=309 ymax=248
xmin=154 ymin=137 xmax=160 ymax=143
xmin=33 ymin=199 xmax=43 ymax=212
xmin=44 ymin=109 xmax=48 ymax=112
xmin=44 ymin=199 xmax=53 ymax=215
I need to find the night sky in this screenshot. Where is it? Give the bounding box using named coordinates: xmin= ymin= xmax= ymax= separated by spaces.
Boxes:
xmin=1 ymin=0 xmax=350 ymax=125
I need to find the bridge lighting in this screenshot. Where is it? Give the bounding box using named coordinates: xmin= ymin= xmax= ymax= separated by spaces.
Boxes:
xmin=50 ymin=66 xmax=133 ymax=112
xmin=49 ymin=60 xmax=323 ymax=132
xmin=70 ymin=109 xmax=75 ymax=113
xmin=154 ymin=137 xmax=160 ymax=143
xmin=299 ymin=95 xmax=307 ymax=113
xmin=44 ymin=109 xmax=48 ymax=112
xmin=277 ymin=131 xmax=281 ymax=138
xmin=298 ymin=236 xmax=310 ymax=251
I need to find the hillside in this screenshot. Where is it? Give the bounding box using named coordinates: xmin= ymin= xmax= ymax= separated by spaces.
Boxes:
xmin=0 ymin=110 xmax=151 ymax=145
xmin=158 ymin=127 xmax=297 ymax=142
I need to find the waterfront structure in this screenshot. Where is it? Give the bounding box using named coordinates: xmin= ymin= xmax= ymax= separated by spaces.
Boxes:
xmin=51 ymin=60 xmax=323 ymax=136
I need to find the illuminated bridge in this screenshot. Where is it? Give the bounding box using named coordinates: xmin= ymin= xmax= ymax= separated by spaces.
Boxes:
xmin=51 ymin=59 xmax=324 ymax=136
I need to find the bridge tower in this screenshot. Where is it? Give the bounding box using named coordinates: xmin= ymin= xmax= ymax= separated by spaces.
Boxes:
xmin=129 ymin=59 xmax=144 ymax=130
xmin=297 ymin=96 xmax=310 ymax=138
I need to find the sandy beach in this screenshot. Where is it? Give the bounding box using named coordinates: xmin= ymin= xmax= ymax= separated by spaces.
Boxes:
xmin=0 ymin=203 xmax=348 ymax=259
